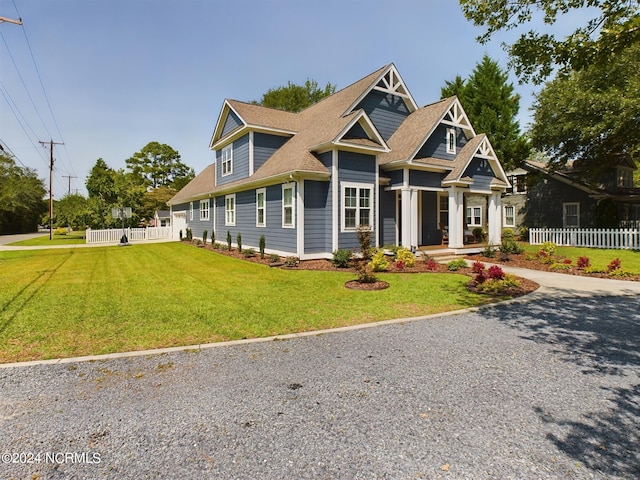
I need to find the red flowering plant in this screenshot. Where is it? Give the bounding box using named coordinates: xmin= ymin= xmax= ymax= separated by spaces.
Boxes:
xmin=577 ymin=256 xmax=591 ymax=268
xmin=607 ymin=258 xmax=622 ymax=272
xmin=487 ymin=265 xmax=506 ymax=280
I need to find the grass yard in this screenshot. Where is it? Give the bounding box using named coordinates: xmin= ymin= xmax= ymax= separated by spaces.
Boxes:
xmin=522 ymin=244 xmax=640 ymax=273
xmin=0 ymin=242 xmax=494 ymax=363
xmin=8 ymin=230 xmax=86 ymax=246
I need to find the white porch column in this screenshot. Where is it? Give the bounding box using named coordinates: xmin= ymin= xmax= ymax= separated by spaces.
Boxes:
xmin=487 ymin=192 xmax=502 ymax=245
xmin=448 ymin=187 xmax=464 ymax=248
xmin=410 ymin=189 xmax=419 ymax=249
xmin=401 ymin=188 xmax=412 ymax=248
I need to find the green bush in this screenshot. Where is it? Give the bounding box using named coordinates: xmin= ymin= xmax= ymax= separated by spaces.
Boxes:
xmin=368 ymin=249 xmax=389 ymax=272
xmin=473 ymin=227 xmax=487 ymax=241
xmin=54 ymin=227 xmax=68 ymax=236
xmin=243 ymin=248 xmax=255 ymax=258
xmin=332 ymin=249 xmax=352 ymax=268
xmin=500 ymin=237 xmax=524 ymax=255
xmin=268 ymin=253 xmax=280 ymax=263
xmin=202 ymin=230 xmax=208 ymax=244
xmin=476 ymin=274 xmax=520 ymax=294
xmin=584 ymin=266 xmax=607 ymax=274
xmin=446 ymin=258 xmax=468 ymax=271
xmin=236 ymin=233 xmax=242 ymax=253
xmin=482 ymin=245 xmax=496 ymax=258
xmin=283 ymin=256 xmax=299 ymax=267
xmin=539 ymin=242 xmax=557 ymax=256
xmin=550 ymin=263 xmax=572 ymax=270
xmin=211 ymin=230 xmax=215 ymax=244
xmin=226 ymin=231 xmax=232 ymax=250
xmin=395 ymin=247 xmax=415 ymax=267
xmin=259 ymin=235 xmax=266 ymax=259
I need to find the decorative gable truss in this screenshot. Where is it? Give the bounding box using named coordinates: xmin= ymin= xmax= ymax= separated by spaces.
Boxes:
xmin=440 ymin=98 xmax=476 ymax=140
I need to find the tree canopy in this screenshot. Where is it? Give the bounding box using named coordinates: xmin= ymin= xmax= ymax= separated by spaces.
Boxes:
xmin=0 ymin=152 xmax=47 ymax=234
xmin=253 ymin=79 xmax=336 ymax=112
xmin=530 ymin=42 xmax=640 ymax=182
xmin=441 ymin=55 xmax=530 ymax=170
xmin=125 ymin=141 xmax=194 ymax=190
xmin=460 ymin=0 xmax=640 ymax=84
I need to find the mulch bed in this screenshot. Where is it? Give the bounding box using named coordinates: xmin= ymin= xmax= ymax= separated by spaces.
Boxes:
xmin=186 ymin=240 xmax=539 ymax=297
xmin=465 ymin=252 xmax=640 ymax=282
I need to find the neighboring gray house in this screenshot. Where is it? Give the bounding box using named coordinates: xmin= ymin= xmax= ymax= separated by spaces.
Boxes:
xmin=503 ymin=156 xmax=640 ymax=230
xmin=167 ymin=64 xmax=510 ymax=259
xmin=153 ymin=210 xmax=171 ymax=227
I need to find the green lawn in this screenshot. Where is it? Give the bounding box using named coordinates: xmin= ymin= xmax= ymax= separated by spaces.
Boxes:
xmin=522 ymin=244 xmax=640 ymax=273
xmin=8 ymin=230 xmax=86 ymax=246
xmin=0 ymin=243 xmax=493 ymax=363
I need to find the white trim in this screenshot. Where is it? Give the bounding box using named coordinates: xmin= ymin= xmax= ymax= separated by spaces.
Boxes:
xmin=282 ymin=182 xmax=295 ymax=229
xmin=256 ymin=188 xmax=266 ymax=227
xmin=199 ymin=199 xmax=210 ymax=221
xmin=503 ymin=205 xmax=515 ymax=228
xmin=446 ymin=128 xmax=456 ymax=154
xmin=563 ymin=202 xmax=580 ymax=228
xmin=466 ymin=206 xmax=482 ymax=227
xmin=340 ymin=181 xmax=374 ymax=232
xmin=297 ymin=180 xmax=304 ymax=257
xmin=331 ymin=150 xmax=339 ymax=252
xmin=249 ymin=131 xmax=254 ymax=175
xmin=225 ymin=194 xmax=236 ymax=226
xmin=221 ymin=145 xmax=233 ymax=177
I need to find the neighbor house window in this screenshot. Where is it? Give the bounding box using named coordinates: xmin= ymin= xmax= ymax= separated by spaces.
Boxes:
xmin=225 ymin=194 xmax=235 ymax=226
xmin=446 ymin=128 xmax=456 ymax=154
xmin=563 ymin=202 xmax=580 ymax=228
xmin=256 ymin=188 xmax=266 ymax=227
xmin=200 ymin=200 xmax=210 ymax=221
xmin=618 ymin=168 xmax=633 ymax=188
xmin=189 ymin=202 xmax=194 ymax=221
xmin=504 ymin=205 xmax=515 ymax=228
xmin=282 ymin=183 xmax=295 ymax=228
xmin=221 ymin=145 xmax=233 ymax=177
xmin=466 ymin=206 xmax=482 ymax=226
xmin=342 ymin=183 xmax=372 ymax=231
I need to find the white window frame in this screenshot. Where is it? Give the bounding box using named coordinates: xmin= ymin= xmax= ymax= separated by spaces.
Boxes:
xmin=189 ymin=202 xmax=194 ymax=221
xmin=221 ymin=145 xmax=233 ymax=177
xmin=199 ymin=199 xmax=210 ymax=221
xmin=225 ymin=194 xmax=236 ymax=226
xmin=446 ymin=128 xmax=456 ymax=154
xmin=256 ymin=188 xmax=266 ymax=227
xmin=503 ymin=205 xmax=515 ymax=228
xmin=341 ymin=182 xmax=373 ymax=232
xmin=466 ymin=206 xmax=482 ymax=227
xmin=563 ymin=202 xmax=580 ymax=228
xmin=282 ymin=183 xmax=295 ymax=228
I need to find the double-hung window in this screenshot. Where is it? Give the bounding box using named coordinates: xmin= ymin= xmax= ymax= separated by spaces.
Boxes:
xmin=446 ymin=128 xmax=456 ymax=154
xmin=466 ymin=206 xmax=482 ymax=226
xmin=282 ymin=183 xmax=295 ymax=228
xmin=563 ymin=202 xmax=579 ymax=228
xmin=342 ymin=183 xmax=373 ymax=231
xmin=256 ymin=188 xmax=266 ymax=227
xmin=200 ymin=200 xmax=210 ymax=221
xmin=503 ymin=205 xmax=515 ymax=228
xmin=225 ymin=194 xmax=235 ymax=226
xmin=221 ymin=145 xmax=233 ymax=177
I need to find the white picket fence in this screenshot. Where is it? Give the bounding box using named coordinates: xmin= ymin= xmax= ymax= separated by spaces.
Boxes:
xmin=530 ymin=228 xmax=640 ymax=250
xmin=86 ymin=227 xmax=172 ymax=244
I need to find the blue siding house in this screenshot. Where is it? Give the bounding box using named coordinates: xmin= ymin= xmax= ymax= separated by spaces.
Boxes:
xmin=168 ymin=64 xmax=510 ymax=259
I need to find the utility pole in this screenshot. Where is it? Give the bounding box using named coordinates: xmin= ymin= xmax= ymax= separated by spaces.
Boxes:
xmin=40 ymin=140 xmax=64 ymax=240
xmin=62 ymin=175 xmax=77 ymax=195
xmin=0 ymin=16 xmax=23 ymax=25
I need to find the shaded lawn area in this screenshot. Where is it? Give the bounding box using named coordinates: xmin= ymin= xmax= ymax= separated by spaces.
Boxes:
xmin=0 ymin=242 xmax=493 ymax=363
xmin=8 ymin=230 xmax=86 ymax=246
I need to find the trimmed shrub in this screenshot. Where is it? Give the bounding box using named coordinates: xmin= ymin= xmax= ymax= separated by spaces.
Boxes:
xmin=539 ymin=242 xmax=557 ymax=256
xmin=268 ymin=253 xmax=280 ymax=263
xmin=471 ymin=261 xmax=486 ymax=274
xmin=243 ymin=248 xmax=255 ymax=258
xmin=577 ymin=256 xmax=591 ymax=268
xmin=226 ymin=230 xmax=232 ymax=250
xmin=395 ymin=247 xmax=415 ymax=267
xmin=179 ymin=230 xmax=183 ymax=241
xmin=487 ymin=265 xmax=505 ymax=280
xmin=332 ymin=249 xmax=352 ymax=268
xmin=259 ymin=235 xmax=266 ymax=259
xmin=447 ymin=258 xmax=468 ymax=271
xmin=283 ymin=256 xmax=299 ymax=267
xmin=368 ymin=249 xmax=389 ymax=272
xmin=482 ymin=245 xmax=496 ymax=258
xmin=202 ymin=230 xmax=208 ymax=244
xmin=236 ymin=233 xmax=242 ymax=253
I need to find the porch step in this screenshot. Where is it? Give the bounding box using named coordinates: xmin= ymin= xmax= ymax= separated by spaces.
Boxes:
xmin=432 ymin=255 xmax=461 ymax=264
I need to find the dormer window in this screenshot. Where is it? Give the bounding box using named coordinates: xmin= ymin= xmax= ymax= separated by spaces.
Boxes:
xmin=618 ymin=168 xmax=633 ymax=188
xmin=446 ymin=128 xmax=456 ymax=154
xmin=221 ymin=145 xmax=233 ymax=177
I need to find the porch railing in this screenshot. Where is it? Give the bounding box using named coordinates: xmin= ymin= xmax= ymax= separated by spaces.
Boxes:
xmin=529 ymin=228 xmax=640 ymax=250
xmin=86 ymin=227 xmax=172 ymax=244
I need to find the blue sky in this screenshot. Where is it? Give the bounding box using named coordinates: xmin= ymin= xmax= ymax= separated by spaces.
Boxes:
xmin=0 ymin=0 xmax=575 ymax=197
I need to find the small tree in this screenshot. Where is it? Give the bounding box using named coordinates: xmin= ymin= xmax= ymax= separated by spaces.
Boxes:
xmin=226 ymin=230 xmax=232 ymax=250
xmin=356 ymin=225 xmax=373 ymax=261
xmin=236 ymin=233 xmax=242 ymax=253
xmin=202 ymin=230 xmax=208 ymax=244
xmin=259 ymin=235 xmax=266 ymax=259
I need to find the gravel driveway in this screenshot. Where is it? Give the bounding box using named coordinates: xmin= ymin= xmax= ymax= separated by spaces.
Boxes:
xmin=1 ymin=294 xmax=639 ymax=479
